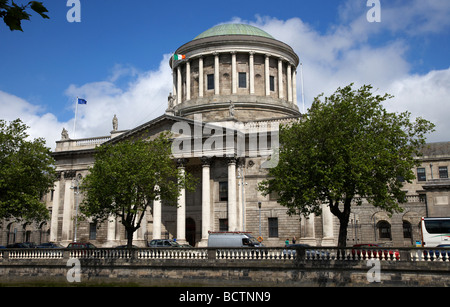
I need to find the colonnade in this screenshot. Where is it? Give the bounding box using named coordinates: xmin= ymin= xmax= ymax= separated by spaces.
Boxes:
xmin=172 ymin=52 xmax=298 ymax=106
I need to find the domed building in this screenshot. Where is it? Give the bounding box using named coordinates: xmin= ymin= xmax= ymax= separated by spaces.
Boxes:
xmin=168 ymin=24 xmax=301 ymax=122
xmin=32 ymin=23 xmax=309 ymax=248
xmin=1 ymin=24 xmax=446 ymax=249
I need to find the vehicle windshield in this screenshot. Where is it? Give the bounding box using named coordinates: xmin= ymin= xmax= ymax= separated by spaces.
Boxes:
xmin=424 ymin=220 xmax=450 ymax=234
xmin=246 ymin=236 xmax=261 ymax=246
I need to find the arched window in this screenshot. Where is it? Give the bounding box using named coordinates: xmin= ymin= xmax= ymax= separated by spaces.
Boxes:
xmin=377 ymin=221 xmax=391 ymax=239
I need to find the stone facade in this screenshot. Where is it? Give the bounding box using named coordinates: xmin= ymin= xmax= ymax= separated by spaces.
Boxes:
xmin=1 ymin=24 xmax=449 ymax=248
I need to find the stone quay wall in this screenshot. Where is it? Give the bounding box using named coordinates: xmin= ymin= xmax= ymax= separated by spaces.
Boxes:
xmin=0 ymin=247 xmax=449 ymax=287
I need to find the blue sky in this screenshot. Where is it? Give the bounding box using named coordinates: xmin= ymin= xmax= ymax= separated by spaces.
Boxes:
xmin=1 ymin=0 xmax=449 ymax=149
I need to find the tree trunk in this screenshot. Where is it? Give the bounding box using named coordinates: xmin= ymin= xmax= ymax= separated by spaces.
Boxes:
xmin=337 ymin=216 xmax=349 ymax=248
xmin=329 ymin=197 xmax=352 ymax=248
xmin=126 ymin=226 xmax=134 ymax=248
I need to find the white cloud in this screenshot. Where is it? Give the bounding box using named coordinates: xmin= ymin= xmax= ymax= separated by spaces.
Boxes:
xmin=338 ymin=0 xmax=450 ymax=37
xmin=386 ymin=68 xmax=450 ymax=142
xmin=63 ymin=53 xmax=172 ymax=143
xmin=1 ymin=4 xmax=448 ymax=150
xmin=250 ymin=15 xmax=448 ymax=143
xmin=0 ymin=54 xmax=173 ymax=150
xmin=0 ymin=91 xmax=64 ymax=149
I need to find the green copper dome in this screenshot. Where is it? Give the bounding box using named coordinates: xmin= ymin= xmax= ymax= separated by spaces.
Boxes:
xmin=194 ymin=24 xmax=274 ymax=40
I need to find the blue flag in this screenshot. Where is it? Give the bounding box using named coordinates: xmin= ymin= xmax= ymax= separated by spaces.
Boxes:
xmin=78 ymin=98 xmax=87 ymax=104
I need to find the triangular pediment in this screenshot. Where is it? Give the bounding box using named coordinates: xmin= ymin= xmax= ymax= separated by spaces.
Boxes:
xmin=106 ymin=114 xmax=235 ymax=143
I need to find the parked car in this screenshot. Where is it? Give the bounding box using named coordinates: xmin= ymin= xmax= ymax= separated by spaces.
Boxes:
xmin=179 ymin=243 xmax=193 ymax=248
xmin=283 ymin=244 xmax=330 ymax=259
xmin=148 ymin=239 xmax=182 ymax=247
xmin=6 ymin=242 xmax=37 ymax=248
xmin=37 ymin=242 xmax=63 ymax=248
xmin=115 ymin=245 xmax=138 ymax=248
xmin=67 ymin=242 xmax=96 ymax=249
xmin=352 ymin=244 xmax=400 ymax=260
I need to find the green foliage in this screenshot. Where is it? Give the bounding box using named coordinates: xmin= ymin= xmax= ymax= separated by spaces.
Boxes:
xmin=259 ymin=83 xmax=435 ymax=247
xmin=80 ymin=132 xmax=197 ymax=246
xmin=0 ymin=118 xmax=56 ymax=222
xmin=0 ymin=1 xmax=49 ymax=31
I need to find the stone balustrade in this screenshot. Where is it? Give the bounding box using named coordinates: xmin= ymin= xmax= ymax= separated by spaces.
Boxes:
xmin=1 ymin=246 xmax=449 ymax=262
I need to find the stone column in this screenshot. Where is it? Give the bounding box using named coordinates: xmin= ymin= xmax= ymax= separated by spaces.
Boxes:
xmin=139 ymin=210 xmax=147 ymax=243
xmin=177 ymin=66 xmax=182 ymax=105
xmin=301 ymin=214 xmax=316 ymax=245
xmin=61 ymin=180 xmax=73 ymax=242
xmin=152 ymin=196 xmax=162 ymax=240
xmin=106 ymin=214 xmax=116 ymax=247
xmin=231 ymin=51 xmax=237 ymax=94
xmin=237 ymin=158 xmax=246 ymax=231
xmin=278 ymin=58 xmax=283 ymax=99
xmin=227 ymin=157 xmax=237 ymax=231
xmin=214 ymin=53 xmax=220 ymax=95
xmin=321 ymin=203 xmax=334 ymax=246
xmin=287 ymin=64 xmax=292 ymax=103
xmin=176 ymin=159 xmax=187 ymax=243
xmin=265 ymin=54 xmax=270 ymax=96
xmin=186 ymin=61 xmax=191 ymax=101
xmin=199 ymin=56 xmax=204 ymax=98
xmin=49 ymin=180 xmax=60 ymax=242
xmin=199 ymin=157 xmax=211 ymax=247
xmin=172 ymin=69 xmax=177 ymax=103
xmin=292 ymin=69 xmax=297 ymax=106
xmin=249 ymin=52 xmax=255 ymax=95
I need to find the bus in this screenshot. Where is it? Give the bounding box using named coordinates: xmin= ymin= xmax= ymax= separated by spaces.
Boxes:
xmin=420 ymin=217 xmax=450 ymax=247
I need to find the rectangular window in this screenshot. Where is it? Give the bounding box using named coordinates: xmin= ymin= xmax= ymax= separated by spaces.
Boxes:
xmin=238 ymin=72 xmax=247 ymax=88
xmin=219 ymin=181 xmax=228 ymax=201
xmin=207 ymin=74 xmax=214 ymax=90
xmin=89 ymin=223 xmax=97 ymax=240
xmin=219 ymin=219 xmax=228 ymax=231
xmin=417 ymin=168 xmax=426 ymax=181
xmin=268 ymin=218 xmax=278 ymax=238
xmin=269 ymin=76 xmax=275 ymax=91
xmin=403 ymin=221 xmax=412 ymax=239
xmin=439 ymin=166 xmax=448 ymax=179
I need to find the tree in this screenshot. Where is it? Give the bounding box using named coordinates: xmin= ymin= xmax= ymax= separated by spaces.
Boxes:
xmin=1 ymin=0 xmax=49 ymax=31
xmin=258 ymin=84 xmax=435 ymax=247
xmin=0 ymin=118 xmax=56 ymax=222
xmin=79 ymin=132 xmax=196 ymax=248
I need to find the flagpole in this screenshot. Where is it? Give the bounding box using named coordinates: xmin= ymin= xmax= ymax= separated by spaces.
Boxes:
xmin=73 ymin=97 xmax=78 ymax=139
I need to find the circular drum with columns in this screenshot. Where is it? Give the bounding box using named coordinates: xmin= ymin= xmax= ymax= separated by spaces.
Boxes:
xmin=169 ymin=23 xmax=301 ymax=122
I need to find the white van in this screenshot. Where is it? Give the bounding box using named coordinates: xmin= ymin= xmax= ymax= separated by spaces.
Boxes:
xmin=207 ymin=232 xmax=263 ymax=248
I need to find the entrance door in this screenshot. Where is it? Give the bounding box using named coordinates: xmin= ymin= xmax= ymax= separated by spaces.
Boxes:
xmin=186 ymin=217 xmax=196 ymax=247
